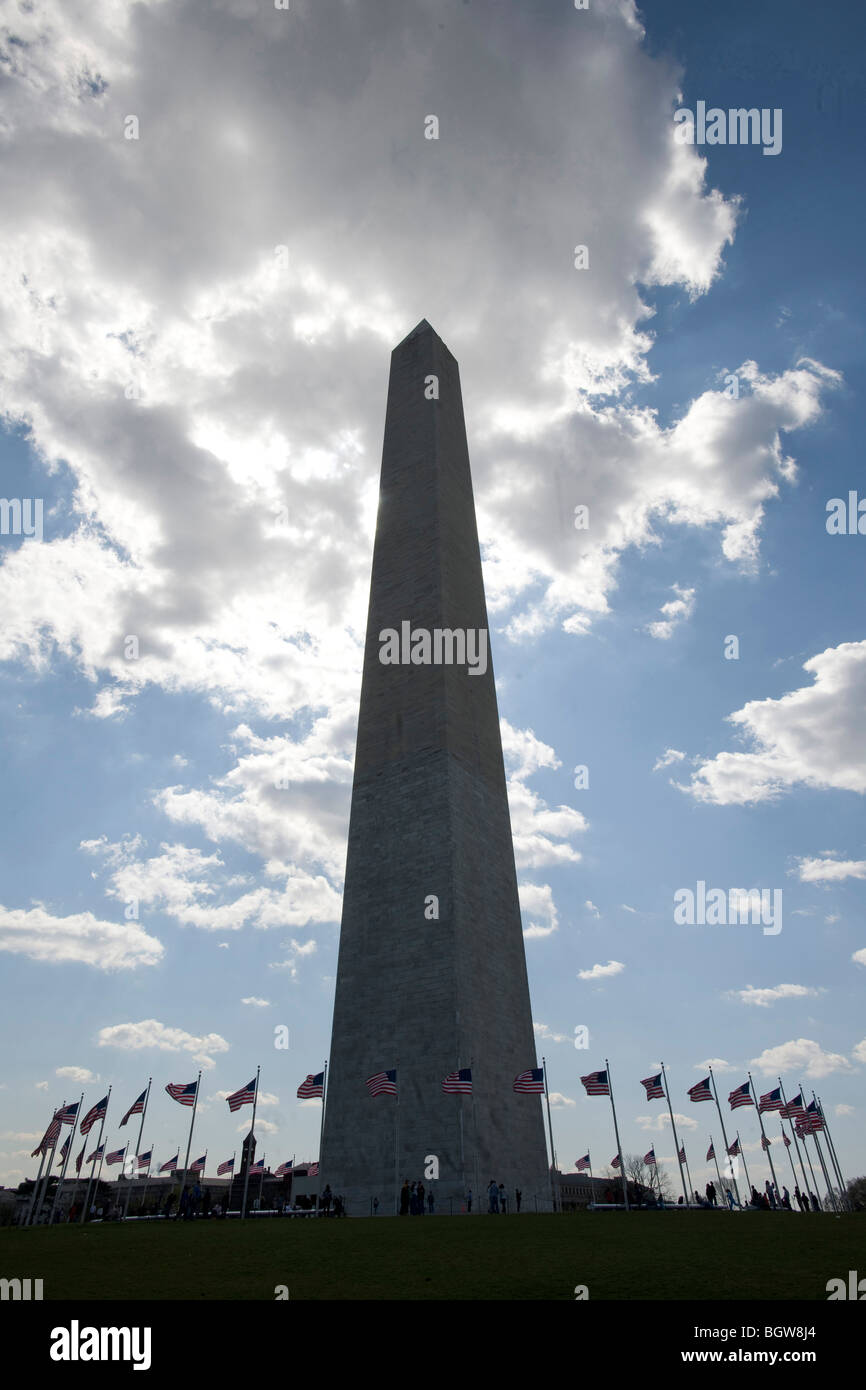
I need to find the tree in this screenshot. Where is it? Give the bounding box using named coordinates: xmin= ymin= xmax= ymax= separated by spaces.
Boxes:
xmin=845 ymin=1175 xmax=866 ymax=1211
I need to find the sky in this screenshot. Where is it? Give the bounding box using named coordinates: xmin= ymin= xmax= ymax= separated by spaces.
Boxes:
xmin=0 ymin=0 xmax=863 ymax=1199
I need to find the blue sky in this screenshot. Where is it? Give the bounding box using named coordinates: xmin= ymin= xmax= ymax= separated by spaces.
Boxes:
xmin=0 ymin=0 xmax=863 ymax=1196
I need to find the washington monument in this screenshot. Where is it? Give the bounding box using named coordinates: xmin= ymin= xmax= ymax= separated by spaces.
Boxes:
xmin=320 ymin=320 xmax=550 ymax=1211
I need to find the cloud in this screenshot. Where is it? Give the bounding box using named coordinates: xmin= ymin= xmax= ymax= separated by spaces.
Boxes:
xmin=795 ymin=856 xmax=866 ymax=883
xmin=237 ymin=1117 xmax=279 ymax=1135
xmin=578 ymin=960 xmax=624 ymax=980
xmin=500 ymin=719 xmax=561 ymax=782
xmin=55 ymin=1066 xmax=98 ymax=1083
xmin=0 ymin=904 xmax=163 ymax=970
xmin=730 ymin=984 xmax=823 ymax=1008
xmin=695 ymin=1058 xmax=735 ymax=1072
xmin=645 ymin=584 xmax=695 ymax=640
xmin=636 ymin=1112 xmax=698 ymax=1132
xmin=749 ymin=1038 xmax=853 ymax=1079
xmin=853 ymin=948 xmax=866 ymax=968
xmin=519 ymin=882 xmax=559 ymax=938
xmin=835 ymin=1104 xmax=853 ymax=1117
xmin=853 ymin=1039 xmax=866 ymax=1065
xmin=547 ymin=1092 xmax=576 ymax=1108
xmin=653 ymin=748 xmax=686 ymax=771
xmin=267 ymin=937 xmax=318 ymax=977
xmin=96 ymin=1019 xmax=230 ymax=1070
xmin=621 ymin=903 xmax=638 ymax=913
xmin=680 ymin=642 xmax=866 ymax=804
xmin=241 ymin=997 xmax=271 ymax=1008
xmin=35 ymin=1081 xmax=49 ymax=1091
xmin=533 ymin=1022 xmax=571 ymax=1045
xmin=585 ymin=900 xmax=601 ymax=919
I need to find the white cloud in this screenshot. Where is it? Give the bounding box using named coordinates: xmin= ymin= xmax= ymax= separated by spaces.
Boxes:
xmin=578 ymin=960 xmax=624 ymax=981
xmin=55 ymin=1066 xmax=98 ymax=1083
xmin=0 ymin=904 xmax=163 ymax=971
xmin=519 ymin=882 xmax=559 ymax=939
xmin=695 ymin=1058 xmax=735 ymax=1073
xmin=533 ymin=1022 xmax=570 ymax=1045
xmin=730 ymin=984 xmax=823 ymax=1008
xmin=853 ymin=948 xmax=866 ymax=968
xmin=267 ymin=937 xmax=318 ymax=977
xmin=237 ymin=1117 xmax=279 ymax=1135
xmin=795 ymin=856 xmax=866 ymax=882
xmin=35 ymin=1081 xmax=49 ymax=1091
xmin=585 ymin=900 xmax=601 ymax=918
xmin=636 ymin=1112 xmax=698 ymax=1132
xmin=547 ymin=1092 xmax=576 ymax=1109
xmin=653 ymin=748 xmax=686 ymax=771
xmin=241 ymin=997 xmax=271 ymax=1008
xmin=645 ymin=584 xmax=695 ymax=640
xmin=96 ymin=1019 xmax=230 ymax=1070
xmin=853 ymin=1039 xmax=866 ymax=1065
xmin=835 ymin=1104 xmax=853 ymax=1117
xmin=749 ymin=1038 xmax=853 ymax=1079
xmin=681 ymin=642 xmax=866 ymax=804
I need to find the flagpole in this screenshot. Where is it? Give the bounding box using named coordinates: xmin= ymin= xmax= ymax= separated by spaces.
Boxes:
xmin=240 ymin=1065 xmax=260 ymax=1220
xmin=139 ymin=1151 xmax=152 ymax=1215
xmin=801 ymin=1083 xmax=833 ymax=1209
xmin=318 ymin=1060 xmax=328 ymax=1163
xmin=682 ymin=1147 xmax=695 ymax=1207
xmin=177 ymin=1071 xmax=202 ymax=1215
xmin=124 ymin=1078 xmax=152 ymax=1219
xmin=779 ymin=1121 xmax=798 ymax=1196
xmin=258 ymin=1153 xmax=266 ymax=1208
xmin=748 ymin=1071 xmax=780 ymax=1201
xmin=80 ymin=1087 xmax=111 ymax=1223
xmin=661 ymin=1063 xmax=689 ymax=1208
xmin=25 ymin=1124 xmax=51 ymax=1226
xmin=806 ymin=1092 xmax=838 ymax=1209
xmin=606 ymin=1059 xmax=629 ymax=1210
xmin=816 ymin=1093 xmax=848 ymax=1207
xmin=49 ymin=1095 xmax=82 ymax=1224
xmin=794 ymin=1081 xmax=820 ymax=1205
xmin=708 ymin=1067 xmax=740 ymax=1206
xmin=735 ymin=1131 xmax=751 ymax=1197
xmin=33 ymin=1102 xmax=65 ymax=1226
xmin=778 ymin=1077 xmax=811 ymax=1205
xmin=542 ymin=1056 xmax=558 ymax=1212
xmin=709 ymin=1136 xmax=726 ymax=1204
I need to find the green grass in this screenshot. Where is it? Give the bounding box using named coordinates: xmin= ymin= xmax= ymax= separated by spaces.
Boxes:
xmin=2 ymin=1213 xmax=861 ymax=1300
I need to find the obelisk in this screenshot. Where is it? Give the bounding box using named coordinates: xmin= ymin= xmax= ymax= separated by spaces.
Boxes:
xmin=320 ymin=320 xmax=550 ymax=1211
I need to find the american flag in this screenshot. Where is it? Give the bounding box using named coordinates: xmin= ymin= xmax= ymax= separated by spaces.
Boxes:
xmin=576 ymin=1154 xmax=591 ymax=1172
xmin=297 ymin=1072 xmax=324 ymax=1099
xmin=641 ymin=1073 xmax=664 ymax=1100
xmin=780 ymin=1092 xmax=805 ymax=1120
xmin=611 ymin=1154 xmax=621 ymax=1169
xmin=794 ymin=1119 xmax=810 ymax=1138
xmin=56 ymin=1136 xmax=70 ymax=1166
xmin=137 ymin=1150 xmax=152 ymax=1169
xmin=106 ymin=1148 xmax=126 ymax=1166
xmin=32 ymin=1114 xmax=62 ymax=1157
xmin=165 ymin=1080 xmax=198 ymax=1107
xmin=706 ymin=1142 xmax=715 ymax=1161
xmin=366 ymin=1069 xmax=397 ymax=1097
xmin=58 ymin=1102 xmax=79 ymax=1126
xmin=580 ymin=1070 xmax=609 ymax=1096
xmin=75 ymin=1144 xmax=85 ymax=1174
xmin=782 ymin=1130 xmax=791 ymax=1148
xmin=758 ymin=1086 xmax=783 ymax=1113
xmin=678 ymin=1146 xmax=686 ymax=1164
xmin=442 ymin=1068 xmax=473 ymax=1094
xmin=727 ymin=1138 xmax=740 ymax=1156
xmin=728 ymin=1082 xmax=754 ymax=1110
xmin=119 ymin=1089 xmax=147 ymax=1127
xmin=217 ymin=1157 xmax=235 ymax=1176
xmin=513 ymin=1067 xmax=545 ymax=1093
xmin=798 ymin=1111 xmax=820 ymax=1134
xmin=249 ymin=1158 xmax=265 ymax=1173
xmin=308 ymin=1161 xmax=319 ymax=1177
xmin=160 ymin=1153 xmax=179 ymax=1173
xmin=805 ymin=1100 xmax=825 ymax=1130
xmin=274 ymin=1160 xmax=293 ymax=1176
xmin=80 ymin=1095 xmax=109 ymax=1135
xmin=87 ymin=1144 xmax=105 ymax=1164
xmin=689 ymin=1077 xmax=712 ymax=1103
xmin=190 ymin=1154 xmax=206 ymax=1173
xmin=761 ymin=1134 xmax=772 ymax=1150
xmin=226 ymin=1078 xmax=257 ymax=1112
xmin=644 ymin=1148 xmax=656 ymax=1165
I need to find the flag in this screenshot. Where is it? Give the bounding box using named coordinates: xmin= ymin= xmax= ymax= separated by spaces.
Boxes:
xmin=190 ymin=1154 xmax=206 ymax=1173
xmin=580 ymin=1070 xmax=609 ymax=1096
xmin=611 ymin=1154 xmax=621 ymax=1169
xmin=678 ymin=1146 xmax=686 ymax=1164
xmin=728 ymin=1082 xmax=754 ymax=1110
xmin=688 ymin=1077 xmax=712 ymax=1103
xmin=137 ymin=1150 xmax=152 ymax=1169
xmin=119 ymin=1089 xmax=147 ymax=1127
xmin=761 ymin=1134 xmax=772 ymax=1150
xmin=805 ymin=1100 xmax=825 ymax=1131
xmin=58 ymin=1102 xmax=79 ymax=1126
xmin=308 ymin=1161 xmax=319 ymax=1177
xmin=250 ymin=1158 xmax=265 ymax=1173
xmin=442 ymin=1068 xmax=473 ymax=1094
xmin=32 ymin=1114 xmax=62 ymax=1157
xmin=297 ymin=1072 xmax=324 ymax=1099
xmin=641 ymin=1073 xmax=664 ymax=1100
xmin=366 ymin=1069 xmax=397 ymax=1097
xmin=782 ymin=1131 xmax=791 ymax=1148
xmin=217 ymin=1157 xmax=235 ymax=1176
xmin=727 ymin=1138 xmax=740 ymax=1156
xmin=165 ymin=1081 xmax=198 ymax=1107
xmin=795 ymin=1119 xmax=809 ymax=1139
xmin=160 ymin=1153 xmax=180 ymax=1173
xmin=87 ymin=1144 xmax=105 ymax=1164
xmin=226 ymin=1079 xmax=257 ymax=1112
xmin=576 ymin=1154 xmax=591 ymax=1172
xmin=780 ymin=1092 xmax=805 ymax=1120
xmin=106 ymin=1148 xmax=126 ymax=1166
xmin=514 ymin=1068 xmax=545 ymax=1094
xmin=644 ymin=1148 xmax=656 ymax=1165
xmin=706 ymin=1142 xmax=715 ymax=1161
xmin=56 ymin=1136 xmax=70 ymax=1166
xmin=80 ymin=1095 xmax=109 ymax=1136
xmin=75 ymin=1144 xmax=85 ymax=1174
xmin=758 ymin=1086 xmax=783 ymax=1114
xmin=275 ymin=1160 xmax=293 ymax=1176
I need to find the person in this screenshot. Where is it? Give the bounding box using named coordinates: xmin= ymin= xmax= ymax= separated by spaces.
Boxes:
xmin=765 ymin=1180 xmax=776 ymax=1208
xmin=488 ymin=1179 xmax=499 ymax=1213
xmin=781 ymin=1186 xmax=791 ymax=1210
xmin=322 ymin=1184 xmax=332 ymax=1216
xmin=212 ymin=1202 xmax=222 ymax=1218
xmin=416 ymin=1181 xmax=425 ymax=1214
xmin=795 ymin=1186 xmax=805 ymax=1212
xmin=333 ymin=1194 xmax=344 ymax=1217
xmin=810 ymin=1191 xmax=821 ymax=1212
xmin=499 ymin=1184 xmax=506 ymax=1213
xmin=604 ymin=1186 xmax=614 ymax=1204
xmin=725 ymin=1188 xmax=736 ymax=1210
xmin=400 ymin=1181 xmax=410 ymax=1215
xmin=427 ymin=1188 xmax=434 ymax=1214
xmin=466 ymin=1187 xmax=472 ymax=1213
xmin=409 ymin=1182 xmax=417 ymax=1215
xmin=164 ymin=1190 xmax=176 ymax=1219
xmin=515 ymin=1188 xmax=521 ymax=1213
xmin=373 ymin=1196 xmax=379 ymax=1215
xmin=705 ymin=1181 xmax=717 ymax=1207
xmin=192 ymin=1181 xmax=202 ymax=1216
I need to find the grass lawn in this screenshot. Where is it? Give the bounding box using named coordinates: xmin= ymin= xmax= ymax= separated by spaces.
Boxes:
xmin=3 ymin=1212 xmax=861 ymax=1300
